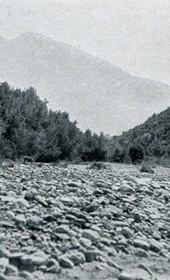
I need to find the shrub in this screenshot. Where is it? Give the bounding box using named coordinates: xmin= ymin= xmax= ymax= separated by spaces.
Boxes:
xmin=89 ymin=162 xmax=109 ymax=170
xmin=57 ymin=161 xmax=68 ymax=168
xmin=140 ymin=164 xmax=154 ymax=174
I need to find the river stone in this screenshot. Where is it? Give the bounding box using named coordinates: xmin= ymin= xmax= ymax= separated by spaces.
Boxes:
xmin=112 ymin=221 xmax=129 ymax=227
xmin=58 ymin=256 xmax=74 ymax=268
xmin=84 ymin=248 xmax=101 ymax=262
xmin=91 ymin=224 xmax=102 ymax=232
xmin=32 ymin=270 xmax=46 ymax=280
xmin=82 ymin=230 xmax=100 ymax=242
xmin=21 ymin=251 xmax=49 ymax=266
xmin=69 ymin=251 xmax=86 ymax=265
xmin=60 ymin=196 xmax=74 ymax=206
xmin=46 ymin=265 xmax=61 ymax=273
xmin=152 ymin=231 xmax=161 ymax=240
xmin=149 ymin=239 xmax=162 ymax=252
xmin=55 ymin=233 xmax=71 ymax=241
xmin=71 ymin=237 xmax=81 ymax=249
xmin=0 ymin=246 xmax=10 ymax=258
xmin=55 ymin=225 xmax=70 ymax=234
xmin=6 ymin=211 xmax=15 ymax=220
xmin=46 ymin=258 xmax=60 ymax=273
xmin=134 ymin=239 xmax=150 ymax=251
xmin=133 ymin=212 xmax=142 ymax=223
xmin=51 ymin=208 xmax=62 ymax=218
xmin=0 ymin=274 xmax=8 ymax=280
xmin=94 ymin=180 xmax=107 ymax=188
xmin=5 ymin=264 xmax=18 ymax=276
xmin=67 ymin=181 xmax=81 ymax=188
xmin=19 ymin=271 xmax=35 ymax=280
xmin=118 ymin=271 xmax=133 ymax=280
xmin=118 ymin=184 xmax=135 ymax=194
xmin=151 ymin=181 xmax=160 ymax=189
xmin=0 ymin=234 xmax=6 ymax=242
xmin=1 ymin=160 xmax=14 ymax=168
xmin=121 ymin=227 xmax=134 ymax=239
xmin=26 ymin=216 xmax=42 ymax=230
xmin=47 ymin=258 xmax=60 ymax=268
xmin=15 ymin=198 xmax=30 ymax=208
xmin=15 ymin=214 xmax=26 ymax=227
xmin=83 ymin=202 xmax=99 ymax=213
xmin=134 ymin=249 xmax=148 ymax=258
xmin=100 ymin=238 xmax=111 ymax=246
xmin=131 ymin=266 xmax=152 ymax=280
xmin=0 ymin=258 xmax=9 ymax=272
xmin=8 ymin=252 xmax=24 ymax=263
xmin=79 ymin=237 xmax=92 ymax=248
xmin=25 ymin=188 xmax=38 ymax=200
xmin=35 ymin=195 xmax=48 ymax=207
xmin=0 ymin=161 xmax=170 ymax=278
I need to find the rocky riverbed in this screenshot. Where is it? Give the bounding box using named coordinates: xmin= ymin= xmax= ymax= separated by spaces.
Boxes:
xmin=0 ymin=162 xmax=170 ymax=280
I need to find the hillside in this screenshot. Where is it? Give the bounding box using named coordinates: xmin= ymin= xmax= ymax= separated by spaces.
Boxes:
xmin=0 ymin=32 xmax=170 ymax=135
xmin=109 ymin=107 xmax=170 ymax=163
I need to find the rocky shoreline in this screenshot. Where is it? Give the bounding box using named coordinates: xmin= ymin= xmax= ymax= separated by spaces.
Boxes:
xmin=0 ymin=162 xmax=170 ymax=280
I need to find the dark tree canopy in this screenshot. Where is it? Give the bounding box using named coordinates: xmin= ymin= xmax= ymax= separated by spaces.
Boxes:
xmin=129 ymin=145 xmax=144 ymax=164
xmin=0 ymin=82 xmax=169 ymax=165
xmin=0 ymin=83 xmax=108 ymax=162
xmin=108 ymin=107 xmax=170 ymax=164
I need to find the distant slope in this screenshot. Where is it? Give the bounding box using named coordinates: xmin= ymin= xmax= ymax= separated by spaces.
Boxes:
xmin=110 ymin=107 xmax=170 ymax=161
xmin=0 ymin=32 xmax=170 ymax=135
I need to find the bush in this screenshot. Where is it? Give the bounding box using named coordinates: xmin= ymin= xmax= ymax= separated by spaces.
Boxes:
xmin=140 ymin=164 xmax=154 ymax=174
xmin=72 ymin=157 xmax=83 ymax=164
xmin=56 ymin=161 xmax=68 ymax=168
xmin=1 ymin=158 xmax=15 ymax=168
xmin=89 ymin=162 xmax=109 ymax=170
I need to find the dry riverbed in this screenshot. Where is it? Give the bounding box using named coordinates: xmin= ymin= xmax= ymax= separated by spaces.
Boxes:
xmin=0 ymin=162 xmax=170 ymax=280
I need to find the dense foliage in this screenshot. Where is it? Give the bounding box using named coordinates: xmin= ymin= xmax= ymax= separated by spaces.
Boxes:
xmin=0 ymin=82 xmax=169 ymax=164
xmin=108 ymin=107 xmax=170 ymax=164
xmin=0 ymin=83 xmax=108 ymax=162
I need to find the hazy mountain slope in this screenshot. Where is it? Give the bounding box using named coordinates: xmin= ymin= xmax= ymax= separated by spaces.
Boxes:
xmin=0 ymin=32 xmax=170 ymax=135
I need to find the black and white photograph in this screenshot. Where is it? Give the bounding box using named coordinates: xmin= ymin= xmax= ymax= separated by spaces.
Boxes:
xmin=0 ymin=1 xmax=170 ymax=279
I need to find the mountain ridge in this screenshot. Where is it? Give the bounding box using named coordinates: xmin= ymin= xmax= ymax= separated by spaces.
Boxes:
xmin=3 ymin=32 xmax=170 ymax=87
xmin=0 ymin=32 xmax=170 ymax=135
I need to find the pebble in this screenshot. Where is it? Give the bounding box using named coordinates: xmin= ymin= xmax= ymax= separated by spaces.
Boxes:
xmin=58 ymin=256 xmax=74 ymax=268
xmin=118 ymin=271 xmax=133 ymax=280
xmin=5 ymin=264 xmax=18 ymax=276
xmin=69 ymin=251 xmax=86 ymax=265
xmin=81 ymin=230 xmax=100 ymax=242
xmin=79 ymin=237 xmax=92 ymax=248
xmin=20 ymin=251 xmax=49 ymax=267
xmin=133 ymin=239 xmax=150 ymax=251
xmin=84 ymin=248 xmax=101 ymax=262
xmin=118 ymin=184 xmax=135 ymax=194
xmin=15 ymin=198 xmax=30 ymax=208
xmin=0 ymin=162 xmax=169 ymax=279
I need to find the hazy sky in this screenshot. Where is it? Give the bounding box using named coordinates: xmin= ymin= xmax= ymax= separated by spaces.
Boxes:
xmin=0 ymin=0 xmax=170 ymax=85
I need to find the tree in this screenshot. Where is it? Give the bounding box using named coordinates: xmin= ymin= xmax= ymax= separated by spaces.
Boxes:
xmin=129 ymin=144 xmax=144 ymax=164
xmin=0 ymin=83 xmax=110 ymax=162
xmin=113 ymin=146 xmax=125 ymax=162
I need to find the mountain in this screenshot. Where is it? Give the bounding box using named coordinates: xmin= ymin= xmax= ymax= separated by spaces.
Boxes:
xmin=109 ymin=107 xmax=170 ymax=162
xmin=0 ymin=32 xmax=170 ymax=135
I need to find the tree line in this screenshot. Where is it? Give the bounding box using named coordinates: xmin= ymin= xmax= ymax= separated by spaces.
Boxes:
xmin=0 ymin=83 xmax=107 ymax=162
xmin=0 ymin=82 xmax=169 ymax=164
